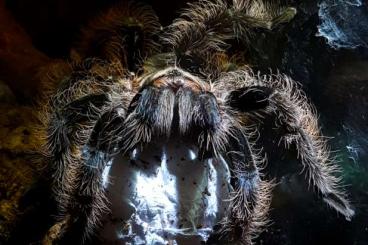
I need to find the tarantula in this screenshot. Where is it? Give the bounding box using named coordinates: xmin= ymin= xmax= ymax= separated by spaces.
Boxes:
xmin=42 ymin=0 xmax=354 ymax=244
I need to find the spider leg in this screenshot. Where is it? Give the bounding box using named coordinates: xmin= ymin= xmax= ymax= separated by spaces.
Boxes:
xmin=177 ymin=88 xmax=230 ymax=158
xmin=194 ymin=92 xmax=225 ymax=158
xmin=216 ymin=128 xmax=272 ymax=245
xmin=74 ymin=2 xmax=161 ymax=70
xmin=47 ymin=92 xmax=111 ymax=202
xmin=44 ymin=103 xmax=106 ymax=243
xmin=219 ymin=69 xmax=355 ymax=220
xmin=181 ymin=88 xmax=271 ymax=244
xmin=43 ymin=62 xmax=133 ymax=243
xmin=263 ymin=75 xmax=355 ymax=220
xmin=56 ymin=108 xmax=127 ymax=244
xmin=54 ymin=84 xmax=177 ymax=243
xmin=165 ymin=0 xmax=296 ymax=55
xmin=120 ymin=86 xmax=176 ymax=151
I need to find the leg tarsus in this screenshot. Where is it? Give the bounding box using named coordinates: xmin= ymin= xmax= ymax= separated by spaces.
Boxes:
xmin=268 ymin=7 xmax=297 ymax=29
xmin=42 ymin=216 xmax=70 ymax=245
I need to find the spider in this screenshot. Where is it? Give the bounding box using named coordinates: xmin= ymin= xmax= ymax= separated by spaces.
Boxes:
xmin=42 ymin=0 xmax=354 ymax=244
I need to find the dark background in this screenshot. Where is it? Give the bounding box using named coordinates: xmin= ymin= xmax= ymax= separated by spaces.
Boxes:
xmin=0 ymin=0 xmax=367 ymax=244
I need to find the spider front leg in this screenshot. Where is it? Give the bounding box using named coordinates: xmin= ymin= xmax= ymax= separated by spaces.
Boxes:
xmin=266 ymin=76 xmax=355 ymax=220
xmin=43 ymin=65 xmax=133 ymax=244
xmin=44 ymin=97 xmax=111 ymax=244
xmin=56 ymin=108 xmax=127 ymax=244
xmin=224 ymin=73 xmax=354 ymax=221
xmin=218 ymin=128 xmax=272 ymax=244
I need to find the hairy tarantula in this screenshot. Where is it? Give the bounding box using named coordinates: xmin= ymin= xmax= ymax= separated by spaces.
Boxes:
xmin=42 ymin=0 xmax=355 ymax=244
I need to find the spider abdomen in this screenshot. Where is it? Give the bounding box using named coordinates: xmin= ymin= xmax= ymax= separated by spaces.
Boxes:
xmin=97 ymin=138 xmax=231 ymax=244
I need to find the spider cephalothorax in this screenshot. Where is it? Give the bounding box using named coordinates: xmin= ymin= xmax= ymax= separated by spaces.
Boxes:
xmin=42 ymin=1 xmax=354 ymax=244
